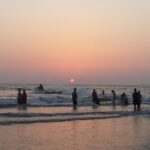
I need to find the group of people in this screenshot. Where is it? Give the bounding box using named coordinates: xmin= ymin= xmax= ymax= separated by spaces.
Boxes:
xmin=72 ymin=88 xmax=102 ymax=109
xmin=72 ymin=88 xmax=142 ymax=110
xmin=17 ymin=88 xmax=27 ymax=104
xmin=72 ymin=88 xmax=107 ymax=108
xmin=17 ymin=87 xmax=142 ymax=111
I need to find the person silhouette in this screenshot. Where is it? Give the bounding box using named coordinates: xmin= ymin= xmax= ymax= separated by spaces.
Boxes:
xmin=102 ymin=89 xmax=105 ymax=95
xmin=111 ymin=90 xmax=116 ymax=106
xmin=17 ymin=88 xmax=22 ymax=105
xmin=137 ymin=90 xmax=142 ymax=111
xmin=121 ymin=92 xmax=128 ymax=105
xmin=132 ymin=88 xmax=139 ymax=111
xmin=121 ymin=93 xmax=125 ymax=105
xmin=92 ymin=89 xmax=100 ymax=105
xmin=22 ymin=89 xmax=27 ymax=104
xmin=39 ymin=84 xmax=44 ymax=90
xmin=72 ymin=88 xmax=78 ymax=109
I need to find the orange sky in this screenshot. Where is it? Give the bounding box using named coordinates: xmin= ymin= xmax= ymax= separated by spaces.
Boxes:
xmin=0 ymin=0 xmax=150 ymax=84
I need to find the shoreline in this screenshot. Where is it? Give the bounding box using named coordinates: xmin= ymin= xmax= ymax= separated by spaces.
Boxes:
xmin=0 ymin=104 xmax=150 ymax=126
xmin=0 ymin=102 xmax=150 ymax=108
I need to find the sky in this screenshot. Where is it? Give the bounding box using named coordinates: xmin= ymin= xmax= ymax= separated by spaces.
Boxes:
xmin=0 ymin=0 xmax=150 ymax=85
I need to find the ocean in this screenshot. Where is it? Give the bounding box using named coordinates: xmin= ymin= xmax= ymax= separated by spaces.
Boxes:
xmin=0 ymin=83 xmax=149 ymax=125
xmin=0 ymin=84 xmax=150 ymax=106
xmin=0 ymin=84 xmax=150 ymax=150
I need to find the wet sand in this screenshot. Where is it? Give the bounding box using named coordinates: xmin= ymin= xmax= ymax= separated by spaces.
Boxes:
xmin=0 ymin=112 xmax=150 ymax=150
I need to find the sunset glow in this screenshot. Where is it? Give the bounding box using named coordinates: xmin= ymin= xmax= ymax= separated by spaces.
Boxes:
xmin=0 ymin=0 xmax=150 ymax=84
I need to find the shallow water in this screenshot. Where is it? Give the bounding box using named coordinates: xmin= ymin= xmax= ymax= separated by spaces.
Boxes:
xmin=0 ymin=105 xmax=150 ymax=125
xmin=0 ymin=116 xmax=150 ymax=150
xmin=0 ymin=105 xmax=150 ymax=150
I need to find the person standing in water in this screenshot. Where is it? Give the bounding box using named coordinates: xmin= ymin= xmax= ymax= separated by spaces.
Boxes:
xmin=132 ymin=88 xmax=139 ymax=111
xmin=137 ymin=90 xmax=142 ymax=111
xmin=22 ymin=89 xmax=27 ymax=104
xmin=92 ymin=89 xmax=100 ymax=105
xmin=102 ymin=89 xmax=105 ymax=95
xmin=111 ymin=90 xmax=116 ymax=106
xmin=121 ymin=92 xmax=129 ymax=105
xmin=17 ymin=88 xmax=22 ymax=104
xmin=72 ymin=88 xmax=78 ymax=109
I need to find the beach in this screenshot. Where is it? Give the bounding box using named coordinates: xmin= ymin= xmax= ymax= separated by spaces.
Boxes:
xmin=1 ymin=0 xmax=150 ymax=149
xmin=0 ymin=84 xmax=150 ymax=150
xmin=0 ymin=105 xmax=150 ymax=150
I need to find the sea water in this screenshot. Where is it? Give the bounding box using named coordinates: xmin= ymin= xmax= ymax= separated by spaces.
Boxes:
xmin=0 ymin=84 xmax=150 ymax=125
xmin=0 ymin=84 xmax=150 ymax=106
xmin=0 ymin=115 xmax=150 ymax=150
xmin=0 ymin=84 xmax=150 ymax=150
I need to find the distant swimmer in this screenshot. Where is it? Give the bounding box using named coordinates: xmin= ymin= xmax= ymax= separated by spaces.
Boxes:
xmin=72 ymin=88 xmax=78 ymax=109
xmin=102 ymin=89 xmax=105 ymax=95
xmin=111 ymin=90 xmax=116 ymax=106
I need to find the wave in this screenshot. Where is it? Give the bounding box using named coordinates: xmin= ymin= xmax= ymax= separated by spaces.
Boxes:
xmin=0 ymin=109 xmax=150 ymax=126
xmin=1 ymin=110 xmax=150 ymax=117
xmin=0 ymin=84 xmax=150 ymax=108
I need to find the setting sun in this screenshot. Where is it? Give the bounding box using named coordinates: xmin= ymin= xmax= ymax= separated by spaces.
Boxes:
xmin=69 ymin=78 xmax=75 ymax=84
